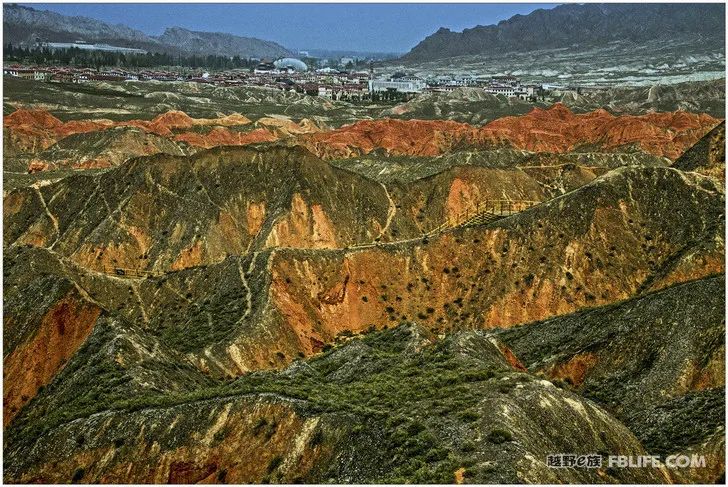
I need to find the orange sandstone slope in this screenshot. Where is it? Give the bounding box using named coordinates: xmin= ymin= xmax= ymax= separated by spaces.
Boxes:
xmin=14 ymin=164 xmax=718 ymax=376
xmin=5 ymin=105 xmax=718 ymax=164
xmin=3 ymin=108 xmax=263 ymax=155
xmin=302 ymin=118 xmax=476 ymax=158
xmin=478 ymin=104 xmax=719 ymax=159
xmin=302 ymin=104 xmax=720 ymax=160
xmin=3 ymin=109 xmax=71 ymax=153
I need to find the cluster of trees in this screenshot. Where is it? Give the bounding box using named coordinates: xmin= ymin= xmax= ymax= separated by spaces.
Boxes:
xmin=3 ymin=44 xmax=257 ymax=69
xmin=370 ymin=90 xmax=417 ymax=102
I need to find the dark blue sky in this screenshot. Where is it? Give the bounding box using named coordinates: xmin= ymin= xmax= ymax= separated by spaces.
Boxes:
xmin=28 ymin=3 xmax=556 ymax=53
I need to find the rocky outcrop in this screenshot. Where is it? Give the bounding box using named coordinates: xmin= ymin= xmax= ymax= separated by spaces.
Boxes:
xmin=3 ymin=290 xmax=101 ymax=424
xmin=173 ymin=127 xmax=277 ymax=149
xmin=251 ymin=167 xmax=723 ymax=370
xmin=478 ymin=104 xmax=719 ymax=159
xmin=141 ymin=110 xmax=252 ymax=136
xmin=3 ymin=247 xmax=94 ymax=423
xmin=3 ymin=108 xmax=66 ymax=154
xmin=673 ymin=121 xmax=725 ymax=185
xmin=497 ymin=275 xmax=726 ymax=483
xmin=303 ymin=118 xmax=475 ymax=159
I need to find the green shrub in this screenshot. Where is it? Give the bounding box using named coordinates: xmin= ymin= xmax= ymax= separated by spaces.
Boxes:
xmin=217 ymin=469 xmax=227 ymax=483
xmin=267 ymin=455 xmax=283 ymax=474
xmin=213 ymin=428 xmax=228 ymax=443
xmin=460 ymin=440 xmax=477 ymax=452
xmin=309 ymin=429 xmax=324 ymax=447
xmin=486 ymin=429 xmax=513 ymax=444
xmin=71 ymin=468 xmax=85 ymax=483
xmin=498 ymin=382 xmax=514 ymax=394
xmin=458 ymin=410 xmax=480 ymax=422
xmin=265 ymin=421 xmax=279 ymax=440
xmin=253 ymin=418 xmax=268 ymax=436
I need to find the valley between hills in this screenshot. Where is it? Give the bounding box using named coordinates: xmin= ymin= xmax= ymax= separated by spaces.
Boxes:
xmin=2 ymin=79 xmax=725 ymax=484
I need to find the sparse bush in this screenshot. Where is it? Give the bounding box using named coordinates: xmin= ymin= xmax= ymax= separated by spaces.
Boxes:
xmin=253 ymin=418 xmax=268 ymax=436
xmin=217 ymin=469 xmax=227 ymax=483
xmin=459 ymin=410 xmax=480 ymax=422
xmin=460 ymin=440 xmax=477 ymax=452
xmin=71 ymin=468 xmax=85 ymax=483
xmin=498 ymin=382 xmax=514 ymax=394
xmin=265 ymin=421 xmax=279 ymax=440
xmin=486 ymin=429 xmax=513 ymax=444
xmin=267 ymin=455 xmax=283 ymax=474
xmin=213 ymin=427 xmax=228 ymax=443
xmin=309 ymin=429 xmax=324 ymax=447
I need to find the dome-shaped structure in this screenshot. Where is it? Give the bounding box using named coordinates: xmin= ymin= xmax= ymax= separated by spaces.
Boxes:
xmin=274 ymin=58 xmax=308 ymax=72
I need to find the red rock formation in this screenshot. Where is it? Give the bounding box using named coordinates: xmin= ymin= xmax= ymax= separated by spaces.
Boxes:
xmin=547 ymin=353 xmax=599 ymax=387
xmin=4 ymin=108 xmax=63 ymax=130
xmin=6 ymin=105 xmax=718 ymax=161
xmin=4 ymin=108 xmax=112 ymax=152
xmin=3 ymin=108 xmax=257 ymax=155
xmin=140 ymin=111 xmax=253 ymax=136
xmin=303 ymin=118 xmax=476 ymax=158
xmin=147 ymin=110 xmax=197 ymax=135
xmin=3 ymin=108 xmax=66 ymax=153
xmin=302 ymin=104 xmax=720 ymax=160
xmin=56 ymin=119 xmax=113 ymax=137
xmin=3 ymin=292 xmax=102 ymax=424
xmin=478 ymin=104 xmax=719 ymax=159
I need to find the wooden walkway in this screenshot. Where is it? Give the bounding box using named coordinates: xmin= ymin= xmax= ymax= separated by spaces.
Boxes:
xmin=425 ymin=199 xmax=540 ymax=236
xmin=100 ymin=266 xmax=158 ymax=279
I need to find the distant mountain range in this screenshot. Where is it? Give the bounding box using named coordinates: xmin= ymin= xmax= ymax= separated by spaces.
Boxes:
xmin=401 ymin=3 xmax=725 ymax=63
xmin=3 ymin=4 xmax=292 ymax=58
xmin=303 ymin=48 xmax=402 ymax=61
xmin=156 ymin=27 xmax=291 ymax=58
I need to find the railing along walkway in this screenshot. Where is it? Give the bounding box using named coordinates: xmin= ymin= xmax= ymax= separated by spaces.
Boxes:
xmin=425 ymin=199 xmax=540 ymax=236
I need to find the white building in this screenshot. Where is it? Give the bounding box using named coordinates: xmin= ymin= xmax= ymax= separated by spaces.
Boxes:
xmin=485 ymin=85 xmax=517 ymax=97
xmin=368 ymin=77 xmax=426 ymax=94
xmin=274 ymin=58 xmax=308 ymax=72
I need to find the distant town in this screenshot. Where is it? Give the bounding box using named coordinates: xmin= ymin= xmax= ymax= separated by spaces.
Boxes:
xmin=2 ymin=41 xmax=605 ymax=102
xmin=3 ymin=61 xmax=559 ymax=103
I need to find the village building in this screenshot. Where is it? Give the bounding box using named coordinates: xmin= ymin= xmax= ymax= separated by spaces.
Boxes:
xmin=368 ymin=76 xmax=426 ymax=94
